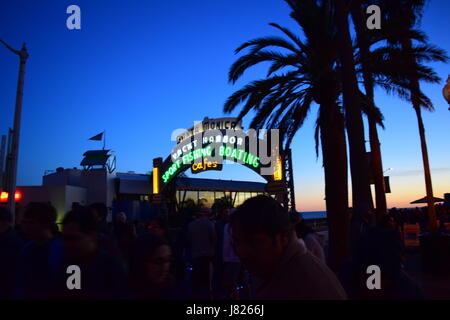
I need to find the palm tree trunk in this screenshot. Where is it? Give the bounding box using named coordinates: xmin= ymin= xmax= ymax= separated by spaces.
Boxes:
xmin=368 ymin=118 xmax=388 ymax=222
xmin=350 ymin=1 xmax=388 ymax=223
xmin=335 ymin=0 xmax=374 ymax=224
xmin=414 ymin=105 xmax=438 ymax=232
xmin=402 ymin=38 xmax=438 ymax=232
xmin=320 ymin=99 xmax=350 ymax=272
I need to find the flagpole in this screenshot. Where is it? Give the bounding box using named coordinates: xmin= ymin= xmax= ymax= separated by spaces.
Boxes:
xmin=103 ymin=130 xmax=106 ymax=150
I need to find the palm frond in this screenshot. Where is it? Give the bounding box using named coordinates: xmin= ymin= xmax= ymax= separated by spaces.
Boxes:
xmin=235 ymin=36 xmax=301 ymax=55
xmin=268 ymin=22 xmax=307 ymax=52
xmin=228 ymin=50 xmax=297 ymax=84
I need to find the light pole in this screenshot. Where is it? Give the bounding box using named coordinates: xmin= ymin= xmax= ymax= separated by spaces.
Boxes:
xmin=384 ymin=168 xmax=393 ymax=174
xmin=0 ymin=40 xmax=29 ymax=225
xmin=443 ymin=75 xmax=450 ymax=110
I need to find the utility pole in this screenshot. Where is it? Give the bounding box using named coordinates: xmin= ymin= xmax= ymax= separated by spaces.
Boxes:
xmin=0 ymin=40 xmax=29 ymax=225
xmin=0 ymin=135 xmax=6 ymax=190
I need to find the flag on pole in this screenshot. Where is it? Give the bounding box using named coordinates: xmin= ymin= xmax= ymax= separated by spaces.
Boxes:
xmin=88 ymin=132 xmax=104 ymax=141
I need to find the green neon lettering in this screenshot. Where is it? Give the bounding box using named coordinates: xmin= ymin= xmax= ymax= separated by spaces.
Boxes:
xmin=162 ymin=160 xmax=182 ymax=184
xmin=253 ymin=157 xmax=260 ymax=168
xmin=182 ymin=154 xmax=189 ymax=165
xmin=237 ymin=149 xmax=244 ymax=161
xmin=247 ymin=153 xmax=254 ymax=165
xmin=243 ymin=152 xmax=248 ymax=163
xmin=231 ymin=148 xmax=237 ymax=159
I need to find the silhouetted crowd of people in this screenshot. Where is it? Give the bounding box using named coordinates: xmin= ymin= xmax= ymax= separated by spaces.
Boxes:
xmin=0 ymin=195 xmax=436 ymax=300
xmin=389 ymin=205 xmax=450 ymax=233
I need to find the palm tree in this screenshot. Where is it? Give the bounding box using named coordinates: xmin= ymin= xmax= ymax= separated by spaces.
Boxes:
xmin=350 ymin=1 xmax=447 ymax=224
xmin=334 ymin=0 xmax=374 ymax=235
xmin=350 ymin=1 xmax=387 ymax=223
xmin=378 ymin=0 xmax=449 ymax=232
xmin=224 ymin=0 xmax=349 ymax=270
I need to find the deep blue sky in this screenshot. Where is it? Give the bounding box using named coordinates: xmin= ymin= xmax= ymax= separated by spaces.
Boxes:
xmin=1 ymin=0 xmax=449 ymax=211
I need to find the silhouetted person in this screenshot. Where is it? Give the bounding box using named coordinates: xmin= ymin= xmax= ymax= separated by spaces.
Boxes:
xmin=88 ymin=203 xmax=120 ymax=258
xmin=390 ymin=207 xmax=404 ymax=239
xmin=146 ymin=216 xmax=168 ymax=237
xmin=113 ymin=212 xmax=136 ymax=260
xmin=134 ymin=220 xmax=147 ymax=236
xmin=188 ymin=207 xmax=216 ymax=299
xmin=222 ymin=220 xmax=241 ymax=300
xmin=16 ymin=202 xmax=64 ymax=299
xmin=0 ymin=207 xmax=24 ymax=299
xmin=129 ymin=233 xmax=186 ymax=300
xmin=52 ymin=207 xmax=129 ymax=300
xmin=380 ymin=214 xmax=397 ymax=231
xmin=294 ymin=214 xmax=326 ymax=263
xmin=172 ymin=213 xmax=194 ymax=283
xmin=350 ymin=204 xmax=374 ymax=255
xmin=338 ymin=226 xmax=423 ymax=300
xmin=213 ymin=206 xmax=230 ymax=299
xmin=230 ymin=195 xmax=347 ymax=300
xmin=89 ymin=203 xmax=111 ymax=235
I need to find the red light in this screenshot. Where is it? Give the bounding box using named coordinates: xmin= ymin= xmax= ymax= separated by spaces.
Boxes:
xmin=15 ymin=191 xmax=22 ymax=201
xmin=0 ymin=191 xmax=22 ymax=202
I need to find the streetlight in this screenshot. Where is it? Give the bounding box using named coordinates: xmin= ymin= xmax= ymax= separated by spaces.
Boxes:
xmin=0 ymin=40 xmax=29 ymax=225
xmin=443 ymin=75 xmax=450 ymax=110
xmin=384 ymin=168 xmax=394 ymax=174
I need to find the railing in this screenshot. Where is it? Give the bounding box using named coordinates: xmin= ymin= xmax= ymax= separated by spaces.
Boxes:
xmin=306 ymin=218 xmax=328 ymax=232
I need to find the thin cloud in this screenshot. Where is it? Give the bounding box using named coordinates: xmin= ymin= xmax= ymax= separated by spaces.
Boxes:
xmin=390 ymin=167 xmax=450 ymax=177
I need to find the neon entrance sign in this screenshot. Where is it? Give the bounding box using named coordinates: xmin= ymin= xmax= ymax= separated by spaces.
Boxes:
xmin=162 ymin=145 xmax=261 ymax=183
xmin=156 ymin=118 xmax=281 ymax=191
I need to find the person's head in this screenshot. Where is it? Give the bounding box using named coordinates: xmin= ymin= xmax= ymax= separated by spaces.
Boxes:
xmin=197 ymin=207 xmax=211 ymax=219
xmin=62 ymin=207 xmax=98 ymax=261
xmin=0 ymin=207 xmax=12 ymax=233
xmin=230 ymin=195 xmax=293 ymax=278
xmin=218 ymin=207 xmax=231 ymax=221
xmin=21 ymin=202 xmax=57 ymax=242
xmin=295 ymin=218 xmax=315 ymax=239
xmin=146 ymin=218 xmax=164 ymax=235
xmin=130 ymin=233 xmax=173 ymax=287
xmin=290 ymin=210 xmax=301 ymax=225
xmin=380 ymin=214 xmax=396 ymax=230
xmin=88 ymin=202 xmax=108 ymax=223
xmin=116 ymin=211 xmax=127 ymax=224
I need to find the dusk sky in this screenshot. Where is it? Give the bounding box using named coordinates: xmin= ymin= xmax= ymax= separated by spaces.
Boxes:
xmin=1 ymin=0 xmax=449 ymax=211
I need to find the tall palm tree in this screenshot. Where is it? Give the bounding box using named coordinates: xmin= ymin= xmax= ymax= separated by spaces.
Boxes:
xmin=378 ymin=0 xmax=449 ymax=232
xmin=224 ymin=0 xmax=350 ymax=270
xmin=350 ymin=1 xmax=447 ymax=224
xmin=350 ymin=1 xmax=387 ymax=223
xmin=334 ymin=0 xmax=374 ymax=236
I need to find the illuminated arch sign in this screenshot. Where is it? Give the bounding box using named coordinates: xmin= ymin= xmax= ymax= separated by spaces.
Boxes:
xmin=157 ymin=117 xmax=282 ymax=190
xmin=175 ymin=117 xmax=243 ymax=144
